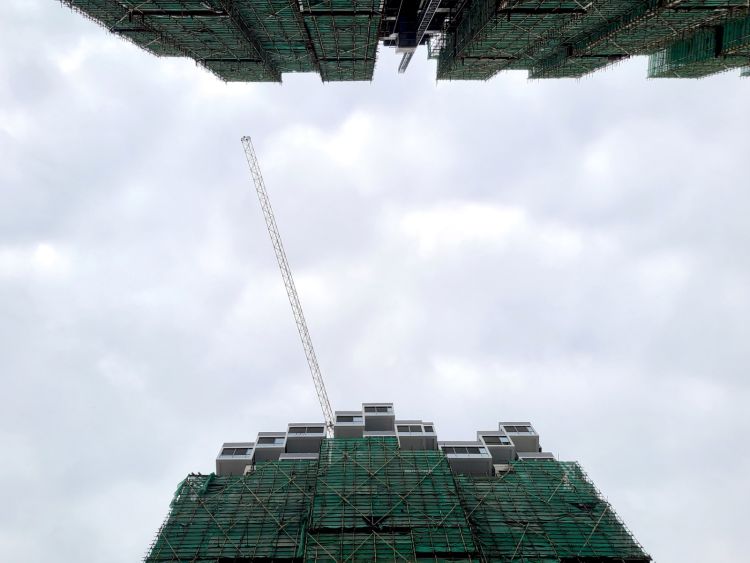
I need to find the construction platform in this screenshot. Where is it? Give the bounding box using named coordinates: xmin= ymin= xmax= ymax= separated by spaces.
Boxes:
xmin=63 ymin=0 xmax=750 ymax=81
xmin=144 ymin=403 xmax=650 ymax=562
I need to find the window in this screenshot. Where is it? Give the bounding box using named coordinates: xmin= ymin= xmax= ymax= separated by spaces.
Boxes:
xmin=257 ymin=437 xmax=285 ymax=445
xmin=337 ymin=415 xmax=363 ymax=423
xmin=397 ymin=425 xmax=410 ymax=432
xmin=482 ymin=435 xmax=511 ymax=445
xmin=443 ymin=446 xmax=485 ymax=455
xmin=289 ymin=426 xmax=306 ymax=434
xmin=222 ymin=447 xmax=251 ymax=456
xmin=423 ymin=425 xmax=434 ymax=433
xmin=504 ymin=425 xmax=532 ymax=433
xmin=364 ymin=406 xmax=390 ymax=413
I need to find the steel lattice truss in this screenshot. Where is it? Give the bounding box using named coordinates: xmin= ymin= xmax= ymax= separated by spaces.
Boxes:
xmin=241 ymin=136 xmax=334 ymax=432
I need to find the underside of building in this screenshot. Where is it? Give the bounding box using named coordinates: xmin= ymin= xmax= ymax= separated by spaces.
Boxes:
xmin=63 ymin=0 xmax=750 ymax=81
xmin=144 ymin=403 xmax=650 ymax=562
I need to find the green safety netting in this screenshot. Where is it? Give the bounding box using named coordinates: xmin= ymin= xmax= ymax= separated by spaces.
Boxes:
xmin=456 ymin=460 xmax=648 ymax=561
xmin=64 ymin=0 xmax=382 ymax=82
xmin=65 ymin=0 xmax=749 ymax=80
xmin=306 ymin=438 xmax=476 ymax=561
xmin=437 ymin=0 xmax=750 ymax=80
xmin=145 ymin=439 xmax=649 ymax=562
xmin=648 ymin=13 xmax=750 ymax=78
xmin=146 ymin=461 xmax=318 ymax=561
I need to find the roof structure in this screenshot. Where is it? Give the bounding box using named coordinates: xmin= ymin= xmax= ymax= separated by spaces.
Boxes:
xmin=63 ymin=0 xmax=750 ymax=81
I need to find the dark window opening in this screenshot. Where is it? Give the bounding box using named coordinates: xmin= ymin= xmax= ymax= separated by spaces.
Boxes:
xmin=222 ymin=447 xmax=251 ymax=456
xmin=257 ymin=437 xmax=284 ymax=445
xmin=504 ymin=425 xmax=532 ymax=433
xmin=443 ymin=446 xmax=484 ymax=455
xmin=337 ymin=415 xmax=363 ymax=423
xmin=482 ymin=435 xmax=511 ymax=445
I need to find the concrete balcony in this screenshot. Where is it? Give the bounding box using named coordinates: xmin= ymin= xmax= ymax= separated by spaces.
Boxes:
xmin=215 ymin=442 xmax=254 ymax=476
xmin=439 ymin=441 xmax=493 ymax=476
xmin=286 ymin=423 xmax=325 ymax=454
xmin=363 ymin=402 xmax=395 ymax=431
xmin=499 ymin=422 xmax=540 ymax=453
xmin=334 ymin=411 xmax=365 ymax=438
xmin=254 ymin=432 xmax=286 ymax=463
xmin=477 ymin=431 xmax=515 ymax=464
xmin=396 ymin=420 xmax=438 ymax=451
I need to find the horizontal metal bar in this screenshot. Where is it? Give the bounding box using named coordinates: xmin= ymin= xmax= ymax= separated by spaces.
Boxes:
xmin=498 ymin=7 xmax=587 ymax=14
xmin=111 ymin=27 xmax=152 ymax=33
xmin=318 ymin=57 xmax=370 ymax=62
xmin=302 ymin=10 xmax=380 ymax=17
xmin=128 ymin=9 xmax=228 ymax=17
xmin=202 ymin=58 xmax=263 ymax=63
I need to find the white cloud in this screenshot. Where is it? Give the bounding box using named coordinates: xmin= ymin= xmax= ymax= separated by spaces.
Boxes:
xmin=398 ymin=202 xmax=589 ymax=264
xmin=400 ymin=202 xmax=526 ymax=256
xmin=0 ymin=242 xmax=71 ymax=279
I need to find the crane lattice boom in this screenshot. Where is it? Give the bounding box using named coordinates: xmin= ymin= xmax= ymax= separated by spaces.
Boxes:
xmin=241 ymin=137 xmax=334 ymax=433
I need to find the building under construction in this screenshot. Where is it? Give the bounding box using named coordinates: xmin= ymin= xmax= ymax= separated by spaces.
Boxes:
xmin=63 ymin=0 xmax=750 ymax=81
xmin=145 ymin=402 xmax=650 ymax=562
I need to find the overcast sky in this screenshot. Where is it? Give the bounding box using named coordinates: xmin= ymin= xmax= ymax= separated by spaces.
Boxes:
xmin=2 ymin=2 xmax=749 ymax=561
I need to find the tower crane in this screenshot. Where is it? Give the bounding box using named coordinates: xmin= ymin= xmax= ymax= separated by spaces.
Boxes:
xmin=241 ymin=137 xmax=335 ymax=435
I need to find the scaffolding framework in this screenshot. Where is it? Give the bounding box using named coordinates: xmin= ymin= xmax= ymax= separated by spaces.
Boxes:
xmin=146 ymin=461 xmax=318 ymax=561
xmin=145 ymin=439 xmax=650 ymax=562
xmin=648 ymin=13 xmax=750 ymax=77
xmin=436 ymin=0 xmax=750 ymax=80
xmin=63 ymin=0 xmax=383 ymax=82
xmin=63 ymin=0 xmax=750 ymax=80
xmin=456 ymin=461 xmax=648 ymax=561
xmin=306 ymin=438 xmax=476 ymax=561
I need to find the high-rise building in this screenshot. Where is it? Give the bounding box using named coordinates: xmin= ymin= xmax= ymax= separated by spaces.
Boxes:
xmin=62 ymin=1 xmax=750 ymax=81
xmin=145 ymin=402 xmax=650 ymax=562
